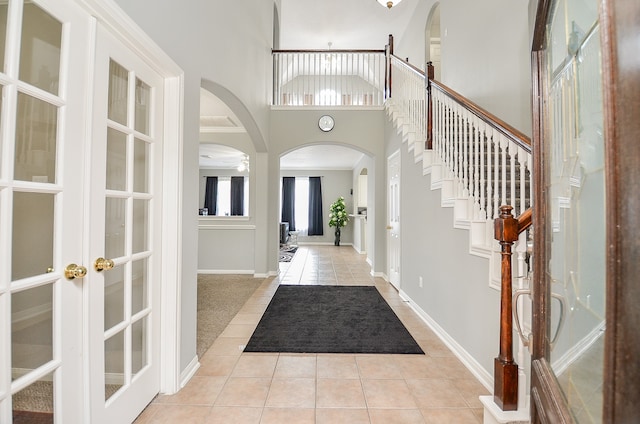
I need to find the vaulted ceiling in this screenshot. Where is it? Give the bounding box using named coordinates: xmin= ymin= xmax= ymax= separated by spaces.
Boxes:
xmin=200 ymin=0 xmax=421 ymax=170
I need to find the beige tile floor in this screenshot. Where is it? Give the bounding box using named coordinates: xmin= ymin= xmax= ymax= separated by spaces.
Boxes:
xmin=135 ymin=245 xmax=489 ymax=423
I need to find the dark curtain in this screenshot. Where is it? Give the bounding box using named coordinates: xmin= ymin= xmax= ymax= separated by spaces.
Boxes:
xmin=281 ymin=177 xmax=296 ymax=231
xmin=230 ymin=176 xmax=244 ymax=216
xmin=204 ymin=176 xmax=218 ymax=215
xmin=308 ymin=176 xmax=324 ymax=235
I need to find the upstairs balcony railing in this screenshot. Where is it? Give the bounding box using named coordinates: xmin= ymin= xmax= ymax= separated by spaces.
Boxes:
xmin=272 ymin=48 xmax=387 ymax=107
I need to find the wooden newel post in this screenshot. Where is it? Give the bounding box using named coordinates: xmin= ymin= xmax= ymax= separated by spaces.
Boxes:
xmin=426 ymin=61 xmax=434 ymax=150
xmin=493 ymin=205 xmax=519 ymax=411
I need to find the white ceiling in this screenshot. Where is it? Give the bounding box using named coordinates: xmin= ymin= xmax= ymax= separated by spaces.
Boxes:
xmin=200 ymin=0 xmax=418 ymax=169
xmin=279 ymin=0 xmax=420 ymax=50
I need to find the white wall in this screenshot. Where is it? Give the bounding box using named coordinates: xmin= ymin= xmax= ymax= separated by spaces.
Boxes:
xmin=399 ymin=141 xmax=500 ymax=376
xmin=198 ymin=223 xmax=255 ymax=273
xmin=395 ymin=0 xmax=532 ymax=136
xmin=352 ymin=155 xmax=374 ymax=259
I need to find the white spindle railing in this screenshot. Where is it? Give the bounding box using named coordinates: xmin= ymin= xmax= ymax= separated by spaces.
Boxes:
xmin=387 ymin=56 xmax=427 ymax=144
xmin=273 ymin=50 xmax=386 ymax=107
xmin=431 ymin=84 xmax=532 ymax=221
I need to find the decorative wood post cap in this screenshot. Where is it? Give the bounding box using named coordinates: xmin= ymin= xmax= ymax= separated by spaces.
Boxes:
xmin=494 ymin=205 xmax=519 ymax=242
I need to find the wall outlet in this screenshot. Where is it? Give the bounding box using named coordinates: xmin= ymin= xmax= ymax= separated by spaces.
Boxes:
xmin=419 ymin=276 xmax=423 ymax=288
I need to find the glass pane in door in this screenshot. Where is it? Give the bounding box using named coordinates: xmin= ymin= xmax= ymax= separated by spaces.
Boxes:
xmin=133 ymin=138 xmax=148 ymax=193
xmin=105 ymin=330 xmax=125 ymax=401
xmin=131 ymin=258 xmax=148 ymax=315
xmin=11 ymin=285 xmax=53 ymax=377
xmin=108 ymin=61 xmax=128 ymax=125
xmin=131 ymin=317 xmax=148 ymax=376
xmin=545 ymin=1 xmax=605 ymax=421
xmin=12 ymin=372 xmax=55 ymax=423
xmin=132 ymin=199 xmax=148 ymax=253
xmin=0 ymin=4 xmax=7 ymax=72
xmin=20 ymin=4 xmax=62 ymax=95
xmin=106 ymin=128 xmax=127 ymax=191
xmin=12 ymin=192 xmax=54 ymax=280
xmin=105 ymin=197 xmax=126 ymax=259
xmin=104 ymin=265 xmax=125 ymax=331
xmin=14 ymin=93 xmax=58 ymax=183
xmin=134 ymin=79 xmax=150 ymax=135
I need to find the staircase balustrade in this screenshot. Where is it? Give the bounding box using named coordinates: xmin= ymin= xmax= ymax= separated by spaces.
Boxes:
xmin=386 ymin=56 xmax=428 ymax=148
xmin=428 ymin=67 xmax=532 ymax=221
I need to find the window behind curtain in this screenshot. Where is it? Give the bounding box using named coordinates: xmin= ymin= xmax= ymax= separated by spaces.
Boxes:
xmin=205 ymin=176 xmax=248 ymax=216
xmin=280 ymin=176 xmax=323 ymax=236
xmin=294 ymin=177 xmax=309 ymax=233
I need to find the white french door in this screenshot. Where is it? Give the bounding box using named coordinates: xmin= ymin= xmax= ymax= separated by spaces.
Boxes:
xmin=86 ymin=24 xmax=164 ymax=424
xmin=387 ymin=150 xmax=401 ymax=289
xmin=0 ymin=1 xmax=169 ymax=422
xmin=0 ymin=0 xmax=90 ymax=422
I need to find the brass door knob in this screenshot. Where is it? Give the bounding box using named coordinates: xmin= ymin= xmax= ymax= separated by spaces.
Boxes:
xmin=65 ymin=264 xmax=87 ymax=280
xmin=94 ymin=257 xmax=115 ymax=272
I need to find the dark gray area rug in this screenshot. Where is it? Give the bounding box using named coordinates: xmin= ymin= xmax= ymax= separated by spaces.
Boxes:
xmin=244 ymin=285 xmax=424 ymax=354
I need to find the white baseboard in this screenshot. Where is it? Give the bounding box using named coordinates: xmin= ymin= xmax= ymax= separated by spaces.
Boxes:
xmin=179 ymin=355 xmax=200 ymax=389
xmin=400 ymin=289 xmax=493 ymax=392
xmin=372 ymin=271 xmax=387 ymax=280
xmin=256 ymin=271 xmax=278 ymax=278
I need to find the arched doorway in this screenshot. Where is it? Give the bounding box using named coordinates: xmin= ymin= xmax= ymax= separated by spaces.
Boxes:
xmin=425 ymin=3 xmax=441 ymax=80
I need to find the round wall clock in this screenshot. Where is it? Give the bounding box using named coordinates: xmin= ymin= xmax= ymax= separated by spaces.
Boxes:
xmin=318 ymin=115 xmax=335 ymax=132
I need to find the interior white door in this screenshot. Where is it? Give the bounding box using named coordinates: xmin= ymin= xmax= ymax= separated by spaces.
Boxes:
xmin=0 ymin=0 xmax=90 ymax=422
xmin=387 ymin=150 xmax=401 ymax=289
xmin=86 ymin=24 xmax=165 ymax=424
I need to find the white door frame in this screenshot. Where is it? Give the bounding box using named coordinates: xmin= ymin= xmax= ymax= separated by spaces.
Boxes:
xmin=387 ymin=150 xmax=401 ymax=289
xmin=78 ymin=0 xmax=185 ymax=396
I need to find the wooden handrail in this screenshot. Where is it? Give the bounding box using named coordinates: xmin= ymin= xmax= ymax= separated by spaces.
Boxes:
xmin=517 ymin=207 xmax=532 ymax=233
xmin=390 ymin=53 xmax=426 ymax=77
xmin=426 ymin=65 xmax=532 ymax=153
xmin=493 ymin=205 xmax=532 ymax=411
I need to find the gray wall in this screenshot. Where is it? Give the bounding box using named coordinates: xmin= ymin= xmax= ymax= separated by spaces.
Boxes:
xmin=395 ymin=0 xmax=532 ymax=137
xmin=398 ymin=138 xmax=499 ymax=375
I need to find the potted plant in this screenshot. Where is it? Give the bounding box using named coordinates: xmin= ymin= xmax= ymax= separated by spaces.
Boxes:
xmin=328 ymin=196 xmax=349 ymax=246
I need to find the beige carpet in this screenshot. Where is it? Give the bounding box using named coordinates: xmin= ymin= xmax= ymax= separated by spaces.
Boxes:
xmin=197 ymin=274 xmax=264 ymax=358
